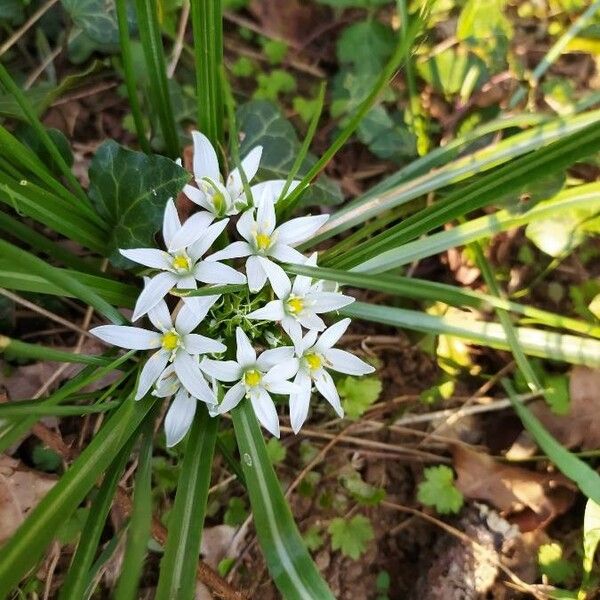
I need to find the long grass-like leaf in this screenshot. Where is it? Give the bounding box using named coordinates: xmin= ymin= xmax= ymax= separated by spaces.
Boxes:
xmin=0 ymin=395 xmax=155 ymax=596
xmin=232 ymin=401 xmax=334 ymax=599
xmin=0 ymin=400 xmax=120 ymax=418
xmin=155 ymin=407 xmax=218 ymax=600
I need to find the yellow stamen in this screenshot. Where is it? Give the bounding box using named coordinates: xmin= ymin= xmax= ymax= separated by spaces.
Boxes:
xmin=244 ymin=369 xmax=262 ymax=387
xmin=162 ymin=331 xmax=180 ymax=351
xmin=172 ymin=254 xmax=190 ymax=271
xmin=305 ymin=353 xmax=322 ymax=371
xmin=255 ymin=233 xmax=271 ymax=251
xmin=212 ymin=191 xmax=225 ymax=215
xmin=286 ymin=297 xmax=304 ymax=314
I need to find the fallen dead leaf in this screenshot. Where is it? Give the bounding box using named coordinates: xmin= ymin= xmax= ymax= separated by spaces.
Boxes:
xmin=528 ymin=367 xmax=600 ymax=450
xmin=0 ymin=456 xmax=56 ymax=545
xmin=453 ymin=445 xmax=575 ymax=531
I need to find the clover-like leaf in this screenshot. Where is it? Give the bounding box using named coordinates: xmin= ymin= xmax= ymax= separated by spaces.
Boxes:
xmin=417 ymin=465 xmax=464 ymax=515
xmin=237 ymin=100 xmax=343 ymax=208
xmin=88 ymin=141 xmax=189 ymax=266
xmin=328 ymin=515 xmax=374 ymax=560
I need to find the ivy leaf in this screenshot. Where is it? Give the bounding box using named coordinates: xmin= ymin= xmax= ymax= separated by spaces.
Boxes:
xmin=88 ymin=141 xmax=189 ymax=266
xmin=61 ymin=0 xmax=120 ymax=46
xmin=328 ymin=515 xmax=374 ymax=560
xmin=417 ymin=466 xmax=464 ymax=515
xmin=236 ymin=100 xmax=343 ymax=208
xmin=338 ymin=375 xmax=382 ymax=420
xmin=336 ymin=20 xmax=395 ymax=69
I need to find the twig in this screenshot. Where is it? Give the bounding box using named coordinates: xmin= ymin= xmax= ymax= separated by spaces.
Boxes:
xmin=167 ymin=0 xmax=190 ymax=78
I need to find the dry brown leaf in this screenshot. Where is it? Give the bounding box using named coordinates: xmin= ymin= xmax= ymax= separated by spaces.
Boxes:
xmin=0 ymin=456 xmax=56 ymax=545
xmin=453 ymin=446 xmax=575 ymax=532
xmin=528 ymin=367 xmax=600 ymax=450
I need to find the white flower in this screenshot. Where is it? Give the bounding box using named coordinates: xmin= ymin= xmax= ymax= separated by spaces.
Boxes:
xmin=246 ymin=254 xmax=355 ymax=341
xmin=200 ymin=327 xmax=298 ymax=437
xmin=120 ymin=199 xmax=246 ymax=320
xmin=183 ymin=131 xmax=262 ymax=217
xmin=206 ymin=191 xmax=328 ymax=292
xmin=91 ymin=296 xmax=224 ymax=404
xmin=287 ymin=318 xmax=375 ymax=433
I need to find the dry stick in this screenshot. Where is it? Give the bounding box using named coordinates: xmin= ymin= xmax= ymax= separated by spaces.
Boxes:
xmin=381 ymin=501 xmax=547 ymax=600
xmin=0 ymin=289 xmax=93 ymax=338
xmin=42 ymin=541 xmax=61 ymax=600
xmin=167 ymin=0 xmax=190 ymax=78
xmin=24 ymin=45 xmax=62 ymax=89
xmin=0 ymin=0 xmax=60 ymax=57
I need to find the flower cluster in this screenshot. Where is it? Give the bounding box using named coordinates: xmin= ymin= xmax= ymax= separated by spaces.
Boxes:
xmin=91 ymin=132 xmax=374 ymax=446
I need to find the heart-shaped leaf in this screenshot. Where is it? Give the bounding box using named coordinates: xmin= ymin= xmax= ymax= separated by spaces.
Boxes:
xmin=88 ymin=141 xmax=189 ymax=266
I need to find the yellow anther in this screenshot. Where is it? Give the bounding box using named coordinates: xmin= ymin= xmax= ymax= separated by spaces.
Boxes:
xmin=255 ymin=233 xmax=271 ymax=251
xmin=172 ymin=254 xmax=190 ymax=271
xmin=286 ymin=297 xmax=304 ymax=314
xmin=244 ymin=369 xmax=262 ymax=387
xmin=305 ymin=353 xmax=322 ymax=371
xmin=162 ymin=331 xmax=180 ymax=351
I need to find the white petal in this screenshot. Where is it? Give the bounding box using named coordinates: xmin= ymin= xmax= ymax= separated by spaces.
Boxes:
xmin=147 ymin=298 xmax=173 ymax=332
xmin=165 ymin=388 xmax=197 ymax=447
xmin=315 ymin=318 xmax=351 ymax=351
xmin=235 ymin=208 xmax=256 ymax=243
xmin=291 ymin=252 xmax=318 ymax=296
xmin=257 ymin=256 xmax=291 ymax=298
xmin=119 ymin=248 xmax=172 ymax=270
xmin=275 ymin=214 xmax=329 ymax=247
xmin=246 ymin=255 xmax=268 ymax=293
xmin=183 ymin=333 xmax=226 ymax=355
xmin=175 ymin=295 xmax=218 ymax=333
xmin=167 ymin=211 xmax=215 ymax=252
xmin=250 ymin=389 xmax=280 ymax=437
xmin=235 ymin=327 xmax=256 ymax=367
xmin=297 ymin=312 xmax=325 ymax=331
xmin=264 ymin=358 xmax=298 ymax=383
xmin=314 ymin=370 xmax=343 ymax=417
xmin=176 ymin=275 xmax=196 ymax=289
xmin=132 ymin=272 xmax=178 ymax=321
xmin=257 ymin=346 xmax=295 ymax=370
xmin=289 ymin=371 xmax=312 ymax=433
xmin=264 ymin=379 xmax=298 ymax=395
xmin=218 ymin=382 xmax=246 ymax=413
xmin=228 ymin=146 xmax=262 ymax=197
xmin=268 ymin=243 xmax=307 ymax=264
xmin=162 ymin=198 xmax=181 ymax=247
xmin=194 ymin=261 xmax=246 ymax=284
xmin=250 ymin=179 xmax=299 ymax=206
xmin=135 ymin=349 xmax=170 ymax=400
xmin=188 ymin=218 xmax=229 ymax=260
xmin=174 ymin=352 xmax=216 ymax=404
xmin=200 ymin=359 xmax=242 ymax=382
xmin=296 ymin=329 xmax=318 ymax=355
xmin=311 ymin=292 xmax=355 ymax=313
xmin=206 ymin=241 xmax=253 ymax=262
xmin=281 ymin=317 xmax=302 ymax=343
xmin=256 ymin=192 xmax=276 ymax=235
xmin=183 ymin=184 xmax=213 ymax=212
xmin=324 ymin=348 xmax=375 ymax=375
xmin=91 ymin=325 xmax=161 ymax=350
xmin=192 ymin=131 xmax=220 ymax=181
xmin=246 ymin=300 xmax=285 ymax=322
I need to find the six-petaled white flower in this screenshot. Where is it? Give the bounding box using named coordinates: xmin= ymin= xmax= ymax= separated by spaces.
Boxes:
xmin=120 ymin=199 xmax=246 ymax=321
xmin=200 ymin=327 xmax=298 ymax=437
xmin=246 ymin=254 xmax=355 ymax=341
xmin=206 ymin=189 xmax=328 ymax=292
xmin=91 ymin=296 xmax=224 ymax=404
xmin=286 ymin=318 xmax=375 ymax=433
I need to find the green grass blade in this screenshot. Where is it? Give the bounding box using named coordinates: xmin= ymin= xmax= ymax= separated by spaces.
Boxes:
xmin=0 ymin=401 xmax=120 ymax=418
xmin=351 ymin=183 xmax=600 ymax=273
xmin=0 ymin=395 xmax=155 ymax=596
xmin=0 ymin=263 xmax=138 ymax=308
xmin=171 ymin=283 xmax=246 ymax=297
xmin=134 ymin=0 xmax=180 ymax=157
xmin=58 ymin=425 xmax=142 ymax=600
xmin=284 ymin=264 xmax=600 ymax=338
xmin=232 ymin=401 xmax=334 ymax=600
xmin=503 ymin=378 xmax=600 ymax=504
xmin=0 ymin=240 xmax=126 ymax=324
xmin=342 ymin=301 xmax=600 ymax=367
xmin=114 ymin=415 xmax=154 ymax=600
xmin=155 ymin=407 xmax=218 ymax=600
xmin=312 ymin=109 xmax=600 ymax=247
xmin=191 ymin=0 xmax=223 ymax=147
xmin=116 ymin=0 xmax=151 ymax=153
xmin=0 ymin=63 xmax=88 ymax=204
xmin=330 ymin=122 xmax=600 ymax=268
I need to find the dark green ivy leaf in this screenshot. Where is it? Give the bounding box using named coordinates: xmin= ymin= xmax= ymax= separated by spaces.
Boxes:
xmin=88 ymin=141 xmax=189 ymax=266
xmin=236 ymin=100 xmax=343 ymax=208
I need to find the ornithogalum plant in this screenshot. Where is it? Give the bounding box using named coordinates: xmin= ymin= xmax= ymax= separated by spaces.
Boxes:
xmin=1 ymin=2 xmax=600 ymax=600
